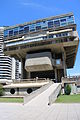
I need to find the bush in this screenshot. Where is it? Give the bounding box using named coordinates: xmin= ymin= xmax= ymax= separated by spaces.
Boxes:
xmin=0 ymin=84 xmax=4 ymax=96
xmin=64 ymin=84 xmax=71 ymax=95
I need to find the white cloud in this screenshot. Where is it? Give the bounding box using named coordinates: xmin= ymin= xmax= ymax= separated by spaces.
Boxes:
xmin=21 ymin=2 xmax=55 ymax=12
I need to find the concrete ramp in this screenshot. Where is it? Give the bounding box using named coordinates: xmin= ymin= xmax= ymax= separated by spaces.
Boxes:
xmin=24 ymin=83 xmax=61 ymax=105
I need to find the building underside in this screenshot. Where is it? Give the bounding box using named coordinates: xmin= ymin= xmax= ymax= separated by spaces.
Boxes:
xmin=3 ymin=13 xmax=79 ymax=82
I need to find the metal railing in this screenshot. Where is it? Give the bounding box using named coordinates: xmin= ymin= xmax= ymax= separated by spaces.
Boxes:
xmin=12 ymin=78 xmax=50 ymax=84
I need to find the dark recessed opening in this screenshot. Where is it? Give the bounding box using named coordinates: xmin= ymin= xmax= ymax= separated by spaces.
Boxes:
xmin=27 ymin=88 xmax=32 ymax=94
xmin=10 ymin=88 xmax=15 ymax=94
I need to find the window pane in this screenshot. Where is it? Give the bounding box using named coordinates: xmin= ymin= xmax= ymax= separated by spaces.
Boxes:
xmin=14 ymin=27 xmax=19 ymax=35
xmin=41 ymin=21 xmax=48 ymax=29
xmin=60 ymin=18 xmax=66 ymax=22
xmin=36 ymin=26 xmax=41 ymax=30
xmin=29 ymin=24 xmax=36 ymax=32
xmin=54 ymin=20 xmax=60 ymax=27
xmin=49 ymin=34 xmax=53 ymax=38
xmin=24 ymin=26 xmax=29 ymax=33
xmin=48 ymin=21 xmax=53 ymax=28
xmin=4 ymin=30 xmax=8 ymax=37
xmin=19 ymin=26 xmax=24 ymax=34
xmin=36 ymin=22 xmax=41 ymax=30
xmin=9 ymin=30 xmax=13 ymax=36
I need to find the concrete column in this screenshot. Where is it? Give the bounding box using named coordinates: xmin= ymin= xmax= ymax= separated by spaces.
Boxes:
xmin=62 ymin=52 xmax=67 ymax=77
xmin=21 ymin=58 xmax=27 ymax=79
xmin=21 ymin=58 xmax=23 ymax=79
xmin=55 ymin=68 xmax=57 ymax=82
xmin=27 ymin=72 xmax=31 ymax=79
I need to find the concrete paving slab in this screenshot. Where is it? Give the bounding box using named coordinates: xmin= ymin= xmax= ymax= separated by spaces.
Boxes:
xmin=0 ymin=83 xmax=80 ymax=120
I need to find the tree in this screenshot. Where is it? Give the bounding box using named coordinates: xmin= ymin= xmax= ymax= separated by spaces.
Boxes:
xmin=64 ymin=84 xmax=71 ymax=95
xmin=0 ymin=84 xmax=4 ymax=96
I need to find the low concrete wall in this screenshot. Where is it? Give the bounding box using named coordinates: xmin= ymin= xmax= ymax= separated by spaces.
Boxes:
xmin=24 ymin=81 xmax=53 ymax=104
xmin=49 ymin=83 xmax=61 ymax=105
xmin=4 ymin=87 xmax=38 ymax=96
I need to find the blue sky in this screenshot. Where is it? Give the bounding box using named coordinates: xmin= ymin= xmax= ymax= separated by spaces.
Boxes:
xmin=0 ymin=0 xmax=80 ymax=76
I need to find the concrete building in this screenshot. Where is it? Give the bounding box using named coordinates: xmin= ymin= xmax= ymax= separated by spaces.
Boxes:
xmin=12 ymin=58 xmax=19 ymax=80
xmin=3 ymin=13 xmax=79 ymax=82
xmin=0 ymin=27 xmax=12 ymax=80
xmin=0 ymin=27 xmax=19 ymax=80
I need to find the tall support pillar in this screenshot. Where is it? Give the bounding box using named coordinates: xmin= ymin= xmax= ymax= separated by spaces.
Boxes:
xmin=55 ymin=68 xmax=57 ymax=82
xmin=27 ymin=72 xmax=31 ymax=79
xmin=62 ymin=52 xmax=67 ymax=77
xmin=21 ymin=58 xmax=27 ymax=79
xmin=21 ymin=58 xmax=23 ymax=79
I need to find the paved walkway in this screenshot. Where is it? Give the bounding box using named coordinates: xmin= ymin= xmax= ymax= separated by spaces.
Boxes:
xmin=0 ymin=103 xmax=80 ymax=120
xmin=0 ymin=83 xmax=80 ymax=120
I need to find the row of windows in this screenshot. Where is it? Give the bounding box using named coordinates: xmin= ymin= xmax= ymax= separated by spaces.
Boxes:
xmin=4 ymin=15 xmax=74 ymax=37
xmin=5 ymin=32 xmax=69 ymax=47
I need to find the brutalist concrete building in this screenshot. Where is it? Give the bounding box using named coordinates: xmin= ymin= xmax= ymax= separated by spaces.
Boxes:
xmin=3 ymin=13 xmax=79 ymax=82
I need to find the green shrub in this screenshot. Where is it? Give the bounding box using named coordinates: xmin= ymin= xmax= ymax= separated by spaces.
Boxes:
xmin=64 ymin=84 xmax=71 ymax=95
xmin=0 ymin=84 xmax=4 ymax=96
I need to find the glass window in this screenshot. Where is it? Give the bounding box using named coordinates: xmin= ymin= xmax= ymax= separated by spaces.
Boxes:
xmin=67 ymin=15 xmax=74 ymax=24
xmin=49 ymin=34 xmax=53 ymax=38
xmin=48 ymin=21 xmax=53 ymax=28
xmin=36 ymin=22 xmax=41 ymax=30
xmin=68 ymin=21 xmax=74 ymax=25
xmin=43 ymin=36 xmax=47 ymax=39
xmin=60 ymin=18 xmax=66 ymax=22
xmin=9 ymin=29 xmax=13 ymax=36
xmin=56 ymin=33 xmax=61 ymax=37
xmin=14 ymin=27 xmax=19 ymax=35
xmin=54 ymin=20 xmax=60 ymax=27
xmin=60 ymin=22 xmax=67 ymax=26
xmin=56 ymin=59 xmax=61 ymax=65
xmin=29 ymin=24 xmax=36 ymax=32
xmin=19 ymin=26 xmax=24 ymax=34
xmin=61 ymin=32 xmax=68 ymax=36
xmin=41 ymin=21 xmax=48 ymax=29
xmin=24 ymin=25 xmax=29 ymax=33
xmin=4 ymin=30 xmax=9 ymax=37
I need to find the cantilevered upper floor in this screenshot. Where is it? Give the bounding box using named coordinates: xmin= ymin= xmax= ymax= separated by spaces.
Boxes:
xmin=3 ymin=13 xmax=79 ymax=69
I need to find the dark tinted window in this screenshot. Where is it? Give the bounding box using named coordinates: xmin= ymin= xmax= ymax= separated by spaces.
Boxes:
xmin=54 ymin=20 xmax=60 ymax=27
xmin=14 ymin=27 xmax=18 ymax=35
xmin=49 ymin=34 xmax=53 ymax=38
xmin=9 ymin=30 xmax=13 ymax=36
xmin=41 ymin=21 xmax=48 ymax=29
xmin=48 ymin=21 xmax=53 ymax=28
xmin=36 ymin=26 xmax=41 ymax=30
xmin=60 ymin=19 xmax=66 ymax=22
xmin=30 ymin=24 xmax=36 ymax=32
xmin=24 ymin=26 xmax=29 ymax=33
xmin=19 ymin=26 xmax=24 ymax=34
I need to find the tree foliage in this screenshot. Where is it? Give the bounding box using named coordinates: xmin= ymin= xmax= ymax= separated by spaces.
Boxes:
xmin=0 ymin=84 xmax=4 ymax=96
xmin=65 ymin=84 xmax=71 ymax=95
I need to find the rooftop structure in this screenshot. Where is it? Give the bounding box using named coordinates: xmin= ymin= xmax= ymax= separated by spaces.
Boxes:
xmin=3 ymin=13 xmax=79 ymax=82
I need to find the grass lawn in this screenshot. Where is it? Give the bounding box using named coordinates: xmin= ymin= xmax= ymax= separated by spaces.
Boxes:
xmin=0 ymin=97 xmax=23 ymax=103
xmin=56 ymin=94 xmax=80 ymax=103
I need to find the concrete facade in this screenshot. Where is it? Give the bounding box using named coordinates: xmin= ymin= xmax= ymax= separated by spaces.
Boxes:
xmin=3 ymin=13 xmax=79 ymax=82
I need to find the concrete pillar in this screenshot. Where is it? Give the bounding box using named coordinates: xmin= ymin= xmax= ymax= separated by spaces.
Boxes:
xmin=55 ymin=68 xmax=57 ymax=82
xmin=27 ymin=72 xmax=31 ymax=79
xmin=21 ymin=58 xmax=27 ymax=79
xmin=62 ymin=52 xmax=67 ymax=77
xmin=21 ymin=58 xmax=23 ymax=79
